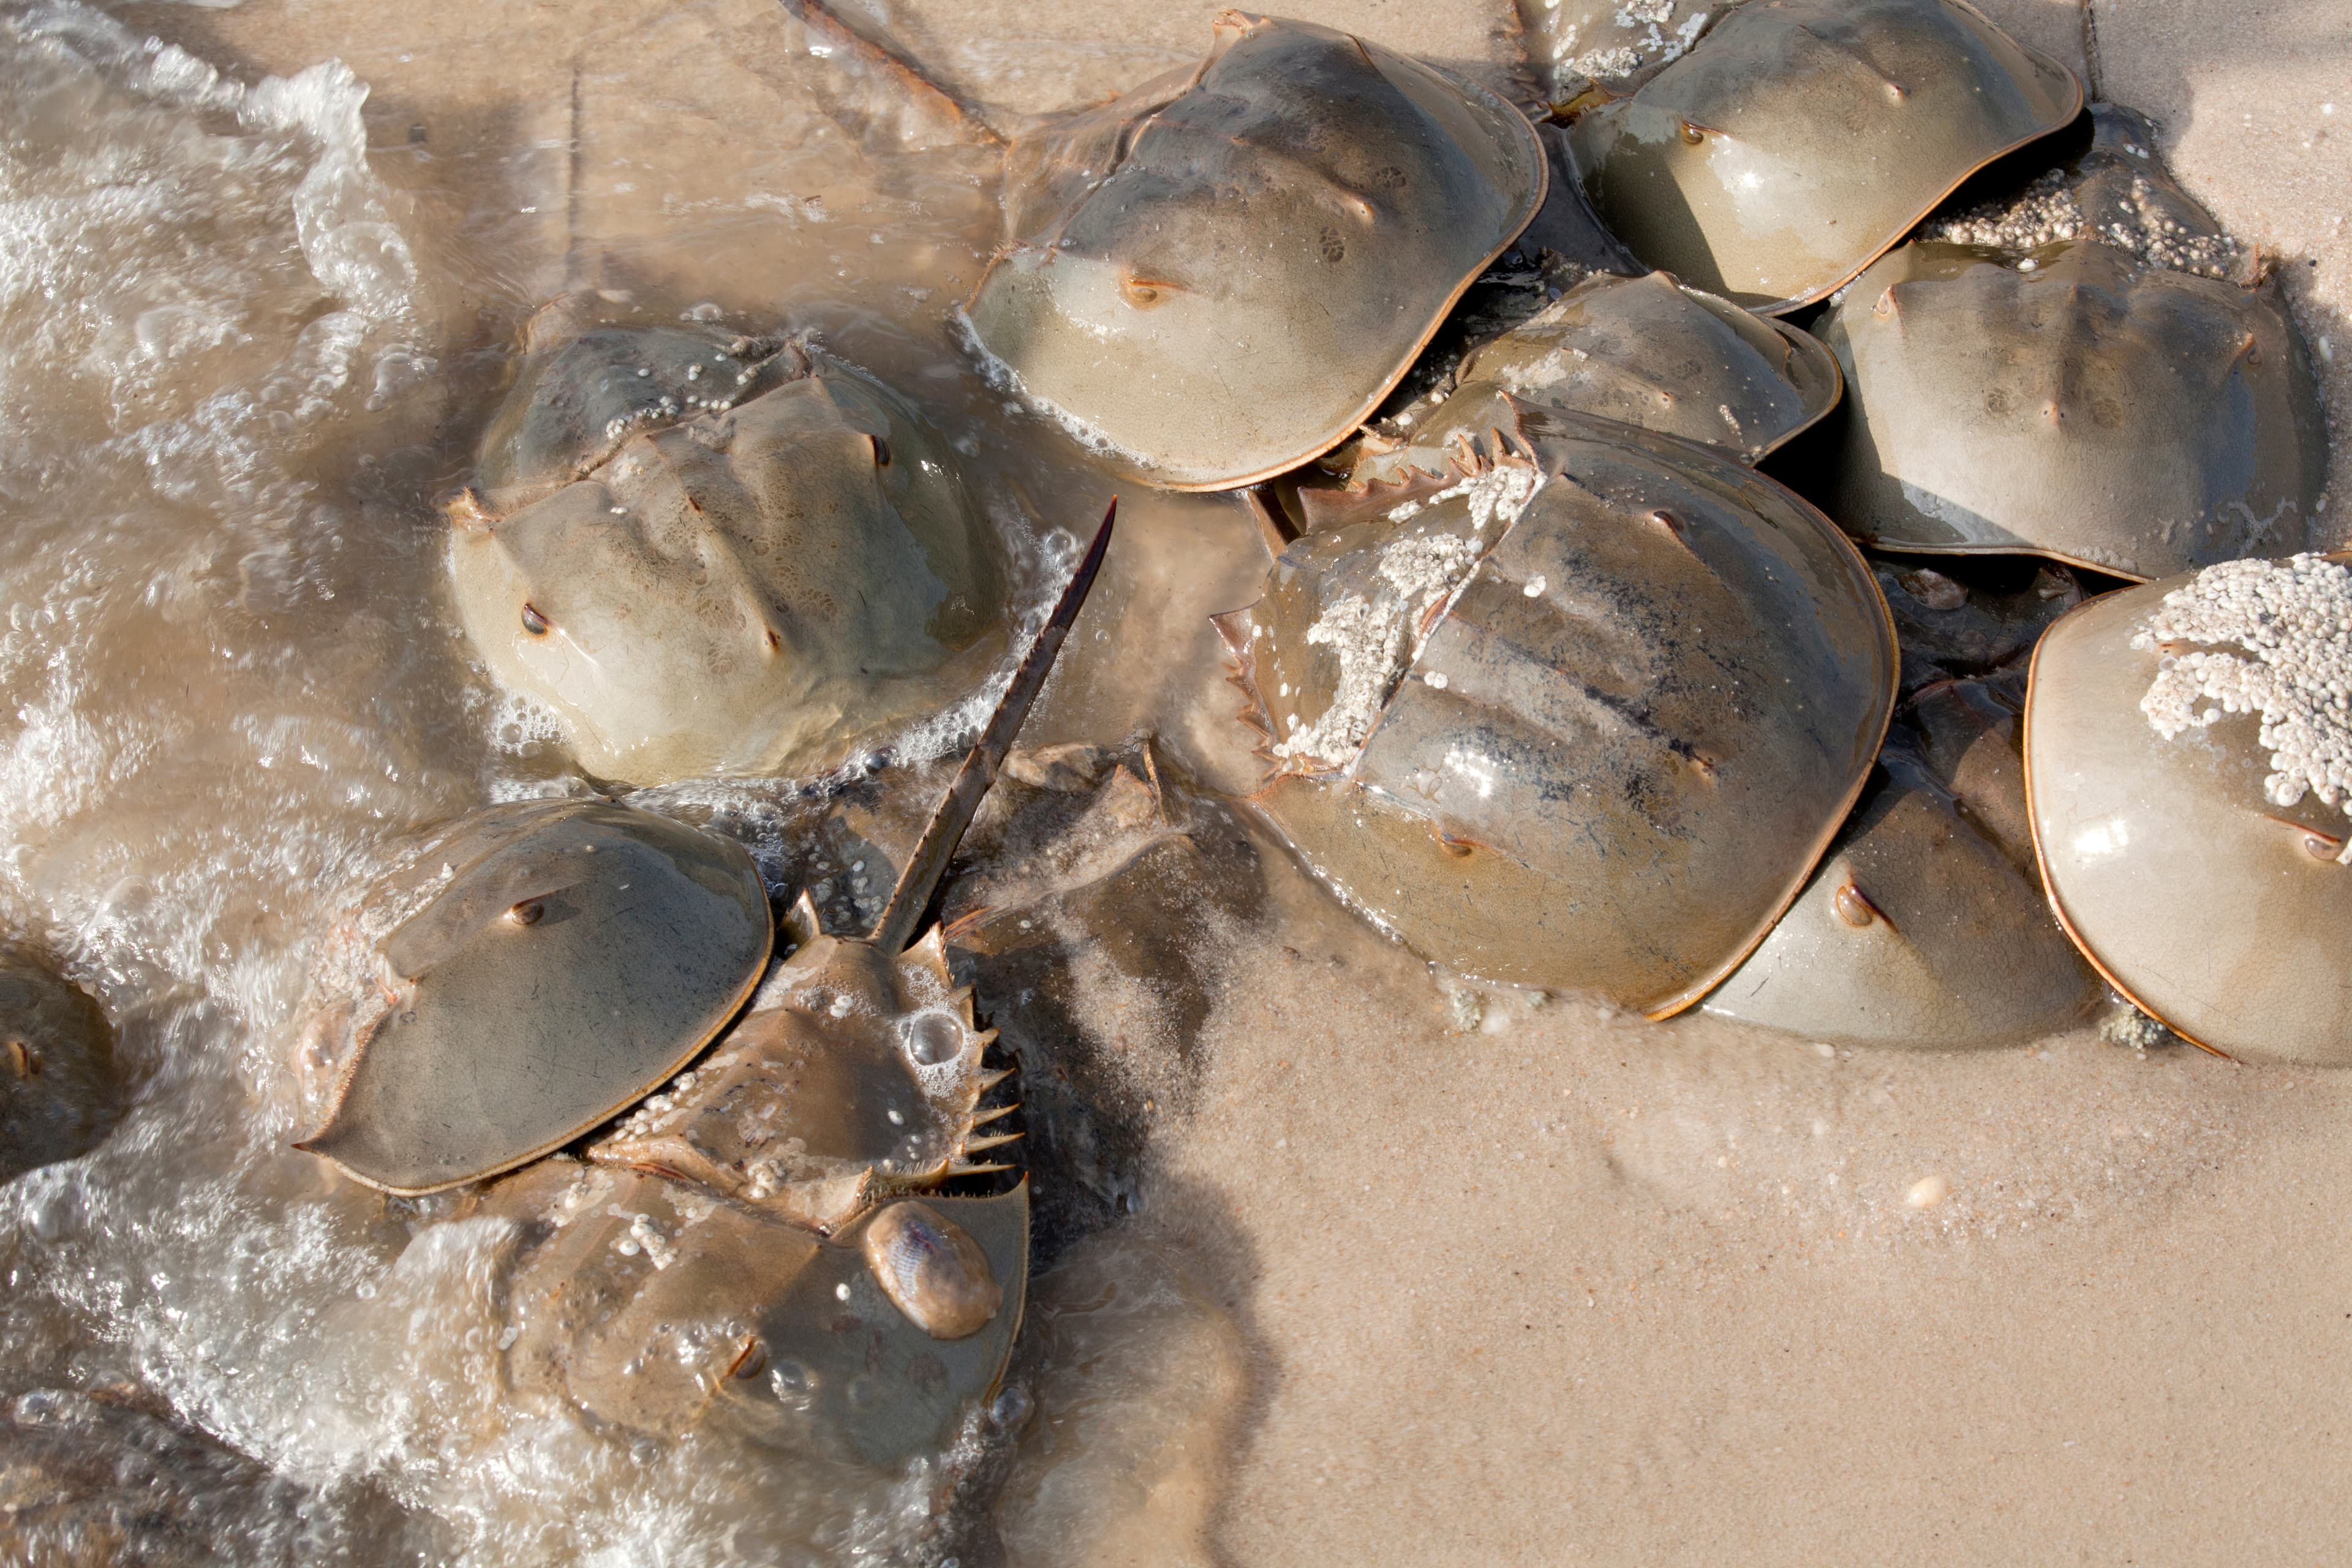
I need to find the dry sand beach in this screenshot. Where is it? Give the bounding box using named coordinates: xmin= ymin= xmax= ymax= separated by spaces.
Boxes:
xmin=5 ymin=0 xmax=2350 ymax=1561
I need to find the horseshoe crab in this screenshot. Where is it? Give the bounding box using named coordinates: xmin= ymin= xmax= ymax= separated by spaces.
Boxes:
xmin=1223 ymin=388 xmax=1896 ymax=1015
xmin=2023 ymin=552 xmax=2352 ymax=1065
xmin=1703 ymin=672 xmax=2095 ymax=1047
xmin=962 ymin=11 xmax=1546 ymax=490
xmin=296 ymin=508 xmax=1114 ymax=1463
xmin=1408 ymin=268 xmax=1841 ymax=466
xmin=0 ymin=948 xmax=119 ymax=1183
xmin=450 ymin=298 xmax=1007 ymax=786
xmin=1814 ymin=239 xmax=2328 ymax=580
xmin=1566 ymin=0 xmax=2079 ymax=312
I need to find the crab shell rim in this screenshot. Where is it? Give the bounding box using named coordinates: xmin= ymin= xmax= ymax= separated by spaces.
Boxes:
xmin=960 ymin=16 xmax=1550 ymax=494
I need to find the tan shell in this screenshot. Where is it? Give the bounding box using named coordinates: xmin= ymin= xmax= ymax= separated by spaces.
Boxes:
xmin=503 ymin=1166 xmax=1027 ymax=1467
xmin=1449 ymin=269 xmax=1841 ymax=463
xmin=2024 ymin=558 xmax=2352 ymax=1063
xmin=451 ymin=336 xmax=1005 ymax=786
xmin=1567 ymin=0 xmax=2080 ymax=313
xmin=296 ymin=801 xmax=771 ymax=1194
xmin=1815 ymin=240 xmax=2326 ymax=581
xmin=1237 ymin=393 xmax=1896 ymax=1015
xmin=1704 ymin=732 xmax=2095 ymax=1049
xmin=962 ymin=11 xmax=1545 ymax=491
xmin=0 ymin=949 xmax=118 ymax=1182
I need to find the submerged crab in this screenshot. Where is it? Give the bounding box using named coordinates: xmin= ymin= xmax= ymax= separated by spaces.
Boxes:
xmin=962 ymin=10 xmax=1546 ymax=490
xmin=296 ymin=510 xmax=1113 ymax=1464
xmin=1567 ymin=0 xmax=2080 ymax=312
xmin=450 ymin=296 xmax=1008 ymax=786
xmin=1219 ymin=387 xmax=1895 ymax=1015
xmin=2024 ymin=552 xmax=2352 ymax=1065
xmin=0 ymin=946 xmax=119 ymax=1183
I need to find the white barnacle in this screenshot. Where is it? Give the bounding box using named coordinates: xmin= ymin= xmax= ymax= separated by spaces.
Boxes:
xmin=1272 ymin=465 xmax=1545 ymax=771
xmin=2133 ymin=554 xmax=2352 ymax=821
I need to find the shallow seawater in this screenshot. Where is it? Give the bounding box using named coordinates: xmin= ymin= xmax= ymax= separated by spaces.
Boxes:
xmin=3 ymin=1 xmax=2351 ymax=1564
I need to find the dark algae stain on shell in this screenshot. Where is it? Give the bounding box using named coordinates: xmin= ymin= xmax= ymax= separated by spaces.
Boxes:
xmin=1567 ymin=0 xmax=2079 ymax=313
xmin=1817 ymin=240 xmax=2328 ymax=580
xmin=2024 ymin=554 xmax=2352 ymax=1065
xmin=451 ymin=303 xmax=1007 ymax=786
xmin=1447 ymin=268 xmax=1841 ymax=462
xmin=1229 ymin=393 xmax=1896 ymax=1015
xmin=297 ymin=799 xmax=772 ymax=1195
xmin=962 ymin=11 xmax=1545 ymax=490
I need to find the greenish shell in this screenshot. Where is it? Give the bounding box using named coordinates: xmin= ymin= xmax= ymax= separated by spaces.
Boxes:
xmin=1568 ymin=0 xmax=2079 ymax=312
xmin=296 ymin=800 xmax=772 ymax=1195
xmin=1239 ymin=391 xmax=1896 ymax=1015
xmin=1815 ymin=240 xmax=2326 ymax=580
xmin=963 ymin=12 xmax=1545 ymax=490
xmin=452 ymin=314 xmax=1006 ymax=786
xmin=0 ymin=949 xmax=118 ymax=1182
xmin=1704 ymin=684 xmax=2095 ymax=1048
xmin=1446 ymin=269 xmax=1841 ymax=463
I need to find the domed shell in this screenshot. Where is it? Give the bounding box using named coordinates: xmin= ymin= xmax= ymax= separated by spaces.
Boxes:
xmin=962 ymin=11 xmax=1545 ymax=491
xmin=1234 ymin=393 xmax=1896 ymax=1015
xmin=0 ymin=949 xmax=119 ymax=1181
xmin=297 ymin=800 xmax=772 ymax=1194
xmin=2024 ymin=554 xmax=2352 ymax=1064
xmin=451 ymin=337 xmax=1006 ymax=785
xmin=1815 ymin=241 xmax=2327 ymax=581
xmin=1704 ymin=714 xmax=2095 ymax=1048
xmin=1567 ymin=0 xmax=2079 ymax=313
xmin=505 ymin=1167 xmax=1028 ymax=1468
xmin=1449 ymin=269 xmax=1840 ymax=463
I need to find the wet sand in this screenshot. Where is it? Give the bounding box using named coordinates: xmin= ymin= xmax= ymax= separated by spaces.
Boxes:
xmin=37 ymin=0 xmax=2352 ymax=1561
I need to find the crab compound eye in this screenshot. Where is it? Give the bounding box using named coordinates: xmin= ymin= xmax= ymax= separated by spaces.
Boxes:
xmin=520 ymin=602 xmax=550 ymax=636
xmin=903 ymin=1011 xmax=964 ymax=1067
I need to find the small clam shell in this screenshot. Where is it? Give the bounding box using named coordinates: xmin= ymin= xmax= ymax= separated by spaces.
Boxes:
xmin=861 ymin=1200 xmax=1002 ymax=1340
